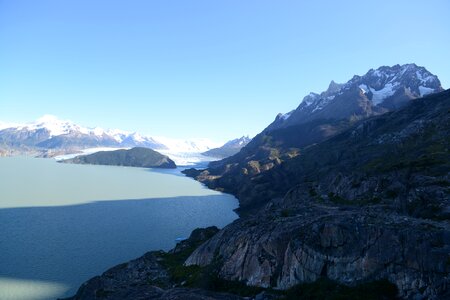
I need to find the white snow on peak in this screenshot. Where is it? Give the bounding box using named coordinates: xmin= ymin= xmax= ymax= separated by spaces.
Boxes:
xmin=359 ymin=84 xmax=368 ymax=94
xmin=92 ymin=127 xmax=105 ymax=137
xmin=369 ymin=83 xmax=397 ymax=105
xmin=27 ymin=115 xmax=80 ymax=137
xmin=416 ymin=70 xmax=436 ymax=85
xmin=302 ymin=93 xmax=320 ymax=106
xmin=419 ymin=86 xmax=435 ymax=97
xmin=371 ymin=69 xmax=383 ymax=78
xmin=105 ymin=129 xmax=132 ymax=143
xmin=129 ymin=132 xmax=146 ymax=143
xmin=281 ymin=110 xmax=293 ymax=120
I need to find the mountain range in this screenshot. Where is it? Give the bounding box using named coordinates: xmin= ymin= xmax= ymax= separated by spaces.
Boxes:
xmin=271 ymin=63 xmax=442 ymax=130
xmin=0 ymin=115 xmax=249 ymax=161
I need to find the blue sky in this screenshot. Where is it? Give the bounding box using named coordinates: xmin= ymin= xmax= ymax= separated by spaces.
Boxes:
xmin=1 ymin=0 xmax=449 ymax=141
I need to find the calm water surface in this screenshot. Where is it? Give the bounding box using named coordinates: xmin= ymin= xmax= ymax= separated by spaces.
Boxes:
xmin=0 ymin=157 xmax=239 ymax=300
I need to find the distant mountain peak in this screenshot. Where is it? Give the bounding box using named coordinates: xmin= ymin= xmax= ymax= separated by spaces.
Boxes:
xmin=273 ymin=63 xmax=443 ymax=129
xmin=325 ymin=80 xmax=343 ymax=95
xmin=202 ymin=135 xmax=251 ymax=159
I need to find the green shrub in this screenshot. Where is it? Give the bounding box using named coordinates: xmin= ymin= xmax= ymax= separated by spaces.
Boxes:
xmin=283 ymin=278 xmax=398 ymax=300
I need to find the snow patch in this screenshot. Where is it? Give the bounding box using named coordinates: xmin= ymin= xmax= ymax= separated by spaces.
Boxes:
xmin=92 ymin=127 xmax=105 ymax=136
xmin=359 ymin=84 xmax=368 ymax=94
xmin=302 ymin=93 xmax=319 ymax=107
xmin=419 ymin=86 xmax=435 ymax=97
xmin=369 ymin=83 xmax=397 ymax=105
xmin=281 ymin=111 xmax=293 ymax=120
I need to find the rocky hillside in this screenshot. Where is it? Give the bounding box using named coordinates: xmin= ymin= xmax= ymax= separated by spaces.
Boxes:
xmin=62 ymin=147 xmax=177 ymax=169
xmin=185 ymin=64 xmax=445 ymax=215
xmin=69 ymin=88 xmax=449 ymax=299
xmin=183 ymin=89 xmax=450 ymax=299
xmin=66 ymin=227 xmax=399 ymax=300
xmin=64 ymin=227 xmax=246 ymax=300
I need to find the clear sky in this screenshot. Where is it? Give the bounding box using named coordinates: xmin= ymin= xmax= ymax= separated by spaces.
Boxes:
xmin=1 ymin=0 xmax=449 ymax=141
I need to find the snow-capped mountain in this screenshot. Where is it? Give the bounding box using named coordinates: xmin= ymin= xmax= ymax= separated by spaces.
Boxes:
xmin=270 ymin=64 xmax=443 ymax=130
xmin=202 ymin=136 xmax=251 ymax=158
xmin=0 ymin=115 xmax=221 ymax=156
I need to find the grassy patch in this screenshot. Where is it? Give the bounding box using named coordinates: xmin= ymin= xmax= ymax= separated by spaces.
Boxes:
xmin=328 ymin=192 xmax=353 ymax=205
xmin=281 ymin=208 xmax=294 ymax=218
xmin=283 ymin=278 xmax=398 ymax=300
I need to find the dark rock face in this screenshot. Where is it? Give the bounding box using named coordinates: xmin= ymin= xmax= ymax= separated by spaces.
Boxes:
xmin=64 ymin=252 xmax=243 ymax=300
xmin=186 ymin=205 xmax=450 ymax=299
xmin=62 ymin=147 xmax=177 ymax=169
xmin=65 ymin=252 xmax=171 ymax=300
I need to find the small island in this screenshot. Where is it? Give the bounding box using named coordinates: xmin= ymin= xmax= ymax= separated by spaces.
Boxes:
xmin=61 ymin=147 xmax=177 ymax=169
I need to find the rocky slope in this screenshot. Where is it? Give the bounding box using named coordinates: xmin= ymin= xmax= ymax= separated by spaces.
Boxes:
xmin=186 ymin=206 xmax=449 ymax=298
xmin=70 ymin=90 xmax=449 ymax=299
xmin=183 ymin=89 xmax=450 ymax=299
xmin=64 ymin=227 xmax=245 ymax=300
xmin=184 ymin=64 xmax=445 ymax=215
xmin=62 ymin=147 xmax=177 ymax=169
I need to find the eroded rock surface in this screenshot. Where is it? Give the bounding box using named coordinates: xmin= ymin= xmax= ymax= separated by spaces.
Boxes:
xmin=186 ymin=204 xmax=450 ymax=299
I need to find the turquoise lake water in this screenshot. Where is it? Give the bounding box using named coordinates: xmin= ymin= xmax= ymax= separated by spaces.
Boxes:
xmin=0 ymin=157 xmax=239 ymax=300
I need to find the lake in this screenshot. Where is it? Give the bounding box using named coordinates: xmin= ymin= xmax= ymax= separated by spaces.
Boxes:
xmin=0 ymin=157 xmax=239 ymax=300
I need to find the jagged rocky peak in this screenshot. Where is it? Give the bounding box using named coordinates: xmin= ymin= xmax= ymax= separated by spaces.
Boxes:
xmin=273 ymin=64 xmax=443 ymax=129
xmin=352 ymin=63 xmax=442 ymax=101
xmin=324 ymin=80 xmax=343 ymax=95
xmin=223 ymin=135 xmax=251 ymax=147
